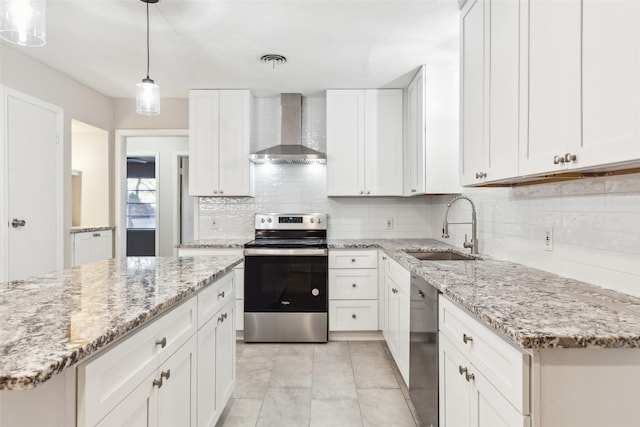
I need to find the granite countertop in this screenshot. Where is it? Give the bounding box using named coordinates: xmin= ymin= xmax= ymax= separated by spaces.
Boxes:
xmin=330 ymin=238 xmax=640 ymax=350
xmin=70 ymin=225 xmax=115 ymax=234
xmin=0 ymin=255 xmax=242 ymax=391
xmin=176 ymin=239 xmax=251 ymax=249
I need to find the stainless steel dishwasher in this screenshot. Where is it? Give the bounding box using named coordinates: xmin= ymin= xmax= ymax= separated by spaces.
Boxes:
xmin=409 ymin=273 xmax=439 ymax=427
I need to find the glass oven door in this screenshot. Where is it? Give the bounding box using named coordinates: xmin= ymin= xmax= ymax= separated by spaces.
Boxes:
xmin=244 ymin=250 xmax=328 ymax=313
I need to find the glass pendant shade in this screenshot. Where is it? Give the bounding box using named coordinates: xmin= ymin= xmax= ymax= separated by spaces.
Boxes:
xmin=136 ymin=77 xmax=160 ymax=115
xmin=0 ymin=0 xmax=46 ymax=47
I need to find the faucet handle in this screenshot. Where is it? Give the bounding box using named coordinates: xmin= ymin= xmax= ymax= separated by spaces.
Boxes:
xmin=442 ymin=221 xmax=449 ymax=238
xmin=463 ymin=234 xmax=473 ymax=249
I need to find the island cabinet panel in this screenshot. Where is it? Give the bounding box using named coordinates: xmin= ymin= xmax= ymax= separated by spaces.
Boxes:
xmin=78 ymin=299 xmax=197 ymax=427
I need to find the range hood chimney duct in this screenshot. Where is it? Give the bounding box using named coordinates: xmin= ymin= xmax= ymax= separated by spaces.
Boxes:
xmin=249 ymin=93 xmax=326 ymax=164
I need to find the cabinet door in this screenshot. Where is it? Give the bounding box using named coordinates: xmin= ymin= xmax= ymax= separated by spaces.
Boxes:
xmin=487 ymin=0 xmax=519 ymax=181
xmin=189 ymin=90 xmax=220 ymax=196
xmin=581 ymin=0 xmax=640 ymax=168
xmin=73 ymin=232 xmax=95 ymax=266
xmin=157 ymin=337 xmax=197 ymax=427
xmin=197 ymin=314 xmax=220 ymax=427
xmin=520 ymin=0 xmax=581 ymax=176
xmin=219 ymin=90 xmax=252 ymax=196
xmin=397 ymin=286 xmax=410 ymax=386
xmin=406 ymin=69 xmax=426 ymax=195
xmin=326 ymin=90 xmax=365 ymax=196
xmin=460 ymin=0 xmax=486 ymax=186
xmin=472 ymin=367 xmax=529 ymax=427
xmin=385 ymin=276 xmax=400 ymax=360
xmin=96 ymin=372 xmax=157 ymax=427
xmin=93 ymin=231 xmax=113 ymax=262
xmin=364 ymin=90 xmax=403 ymax=196
xmin=439 ymin=334 xmax=472 ymax=427
xmin=215 ymin=298 xmax=236 ymax=411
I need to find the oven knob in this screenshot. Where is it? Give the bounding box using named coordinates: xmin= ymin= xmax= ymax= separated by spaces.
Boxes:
xmin=261 ymin=218 xmax=265 ymax=223
xmin=317 ymin=217 xmax=322 ymax=224
xmin=310 ymin=218 xmax=315 ymax=224
xmin=267 ymin=218 xmax=272 ymax=223
xmin=311 ymin=288 xmax=320 ymax=297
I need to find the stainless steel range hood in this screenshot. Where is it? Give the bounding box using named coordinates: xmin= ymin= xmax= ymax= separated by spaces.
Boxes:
xmin=250 ymin=93 xmax=326 ymax=164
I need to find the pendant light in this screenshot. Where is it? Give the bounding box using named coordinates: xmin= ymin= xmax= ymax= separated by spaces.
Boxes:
xmin=136 ymin=0 xmax=160 ymax=115
xmin=0 ymin=0 xmax=46 ymax=47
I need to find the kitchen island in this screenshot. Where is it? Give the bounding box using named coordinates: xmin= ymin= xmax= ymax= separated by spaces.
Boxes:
xmin=0 ymin=255 xmax=241 ymax=427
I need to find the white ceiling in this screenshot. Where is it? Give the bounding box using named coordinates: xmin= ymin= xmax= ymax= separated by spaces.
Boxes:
xmin=3 ymin=0 xmax=460 ymax=99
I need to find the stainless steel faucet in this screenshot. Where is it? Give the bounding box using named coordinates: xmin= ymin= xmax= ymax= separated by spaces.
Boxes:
xmin=442 ymin=195 xmax=478 ymax=255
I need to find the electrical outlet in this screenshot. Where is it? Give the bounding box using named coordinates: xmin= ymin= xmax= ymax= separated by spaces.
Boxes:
xmin=544 ymin=228 xmax=553 ymax=251
xmin=385 ymin=217 xmax=394 ymax=230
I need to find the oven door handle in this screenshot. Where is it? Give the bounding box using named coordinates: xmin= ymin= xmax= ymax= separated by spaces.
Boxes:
xmin=244 ymin=248 xmax=328 ymax=256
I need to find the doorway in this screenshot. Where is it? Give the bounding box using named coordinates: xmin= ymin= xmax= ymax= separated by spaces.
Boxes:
xmin=126 ymin=155 xmax=157 ymax=256
xmin=115 ymin=130 xmax=190 ymax=258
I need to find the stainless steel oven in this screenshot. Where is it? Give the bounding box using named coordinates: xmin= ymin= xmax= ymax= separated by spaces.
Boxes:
xmin=243 ymin=213 xmax=328 ymax=343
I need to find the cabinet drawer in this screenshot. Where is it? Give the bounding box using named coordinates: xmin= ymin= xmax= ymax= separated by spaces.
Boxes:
xmin=198 ymin=271 xmax=235 ymax=328
xmin=329 ymin=269 xmax=377 ymax=299
xmin=439 ymin=296 xmax=530 ymax=414
xmin=329 ymin=250 xmax=378 ymax=269
xmin=329 ymin=300 xmax=378 ymax=331
xmin=78 ymin=298 xmax=197 ymax=427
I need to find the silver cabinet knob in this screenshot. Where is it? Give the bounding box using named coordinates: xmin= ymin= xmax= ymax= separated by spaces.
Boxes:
xmin=156 ymin=337 xmax=167 ymax=348
xmin=93 ymin=232 xmax=101 ymax=237
xmin=352 ymin=283 xmax=357 ymax=288
xmin=465 ymin=372 xmax=475 ymax=382
xmin=553 ymin=155 xmax=565 ymax=165
xmin=352 ymin=314 xmax=357 ymax=319
xmin=475 ymin=172 xmax=487 ymax=179
xmin=462 ymin=333 xmax=473 ymax=344
xmin=458 ymin=365 xmax=467 ymax=375
xmin=160 ymin=369 xmax=171 ymax=380
xmin=366 ymin=191 xmax=371 ymax=195
xmin=153 ymin=378 xmax=163 ymax=388
xmin=360 ymin=190 xmax=364 ymax=195
xmin=11 ymin=219 xmax=26 ymax=228
xmin=411 ymin=189 xmax=417 ymax=193
xmin=213 ymin=189 xmax=218 ymax=194
xmin=218 ymin=291 xmax=225 ymax=299
xmin=351 ymin=258 xmax=356 ymax=263
xmin=220 ymin=189 xmax=224 ymax=194
xmin=564 ymin=153 xmax=576 ymax=163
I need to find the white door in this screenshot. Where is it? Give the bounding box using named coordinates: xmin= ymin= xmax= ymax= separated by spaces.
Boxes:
xmin=3 ymin=88 xmax=62 ymax=281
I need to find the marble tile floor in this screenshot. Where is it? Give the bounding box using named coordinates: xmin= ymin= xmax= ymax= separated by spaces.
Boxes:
xmin=216 ymin=340 xmax=419 ymax=427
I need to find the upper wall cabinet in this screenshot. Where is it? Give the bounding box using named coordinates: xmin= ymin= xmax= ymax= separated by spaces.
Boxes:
xmin=460 ymin=0 xmax=519 ymax=186
xmin=521 ymin=0 xmax=640 ymax=175
xmin=462 ymin=0 xmax=640 ymax=185
xmin=405 ymin=66 xmax=460 ymax=195
xmin=327 ymin=89 xmax=403 ymax=196
xmin=189 ymin=90 xmax=254 ymax=197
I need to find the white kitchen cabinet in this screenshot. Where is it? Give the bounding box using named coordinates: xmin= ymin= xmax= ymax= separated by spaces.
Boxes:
xmin=460 ymin=0 xmax=519 ymax=186
xmin=178 ymin=247 xmax=244 ymax=331
xmin=439 ymin=296 xmax=530 ymax=427
xmin=197 ymin=296 xmax=236 ymax=427
xmin=383 ymin=256 xmax=410 ymax=385
xmin=189 ymin=90 xmax=253 ymax=197
xmin=520 ymin=0 xmax=640 ymax=177
xmin=97 ymin=336 xmax=197 ymax=427
xmin=405 ymin=68 xmax=426 ymax=195
xmin=328 ymin=249 xmax=378 ymax=332
xmin=326 ymin=89 xmax=403 ymax=196
xmin=72 ymin=229 xmax=113 ymax=266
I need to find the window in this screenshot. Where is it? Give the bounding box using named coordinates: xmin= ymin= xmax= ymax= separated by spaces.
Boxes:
xmin=126 ymin=177 xmax=156 ymax=229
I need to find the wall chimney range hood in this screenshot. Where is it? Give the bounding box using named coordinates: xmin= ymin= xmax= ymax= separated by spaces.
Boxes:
xmin=250 ymin=93 xmax=326 ymax=164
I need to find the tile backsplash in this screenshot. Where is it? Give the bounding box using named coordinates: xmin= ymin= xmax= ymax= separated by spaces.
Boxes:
xmin=426 ymin=173 xmax=640 ymax=297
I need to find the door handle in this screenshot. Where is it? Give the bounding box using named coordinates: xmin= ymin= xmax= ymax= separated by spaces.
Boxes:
xmin=11 ymin=219 xmax=26 ymax=228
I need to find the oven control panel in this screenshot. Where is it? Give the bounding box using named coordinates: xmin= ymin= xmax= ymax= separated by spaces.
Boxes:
xmin=255 ymin=213 xmax=327 ymax=230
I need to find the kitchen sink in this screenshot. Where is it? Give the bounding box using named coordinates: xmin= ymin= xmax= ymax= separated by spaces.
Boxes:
xmin=406 ymin=251 xmax=476 ymax=261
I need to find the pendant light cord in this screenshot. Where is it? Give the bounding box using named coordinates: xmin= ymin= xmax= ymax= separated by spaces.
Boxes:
xmin=146 ymin=0 xmax=150 ymax=79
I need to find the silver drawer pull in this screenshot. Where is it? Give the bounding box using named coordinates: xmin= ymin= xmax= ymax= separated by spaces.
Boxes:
xmin=352 ymin=283 xmax=357 ymax=288
xmin=11 ymin=219 xmax=26 ymax=228
xmin=462 ymin=334 xmax=473 ymax=344
xmin=351 ymin=258 xmax=356 ymax=263
xmin=352 ymin=314 xmax=357 ymax=319
xmin=465 ymin=372 xmax=475 ymax=382
xmin=458 ymin=365 xmax=467 ymax=375
xmin=153 ymin=378 xmax=163 ymax=388
xmin=218 ymin=291 xmax=225 ymax=299
xmin=156 ymin=337 xmax=167 ymax=348
xmin=160 ymin=369 xmax=171 ymax=380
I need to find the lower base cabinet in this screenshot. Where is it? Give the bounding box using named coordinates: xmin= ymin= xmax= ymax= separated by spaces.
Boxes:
xmin=439 ymin=334 xmax=528 ymax=427
xmin=197 ymin=297 xmax=236 ymax=427
xmin=383 ymin=256 xmax=410 ymax=385
xmin=97 ymin=336 xmax=197 ymax=427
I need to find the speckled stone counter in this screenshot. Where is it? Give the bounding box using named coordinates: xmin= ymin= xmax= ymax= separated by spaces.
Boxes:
xmin=330 ymin=238 xmax=640 ymax=350
xmin=176 ymin=239 xmax=251 ymax=249
xmin=0 ymin=255 xmax=241 ymax=391
xmin=70 ymin=225 xmax=115 ymax=234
